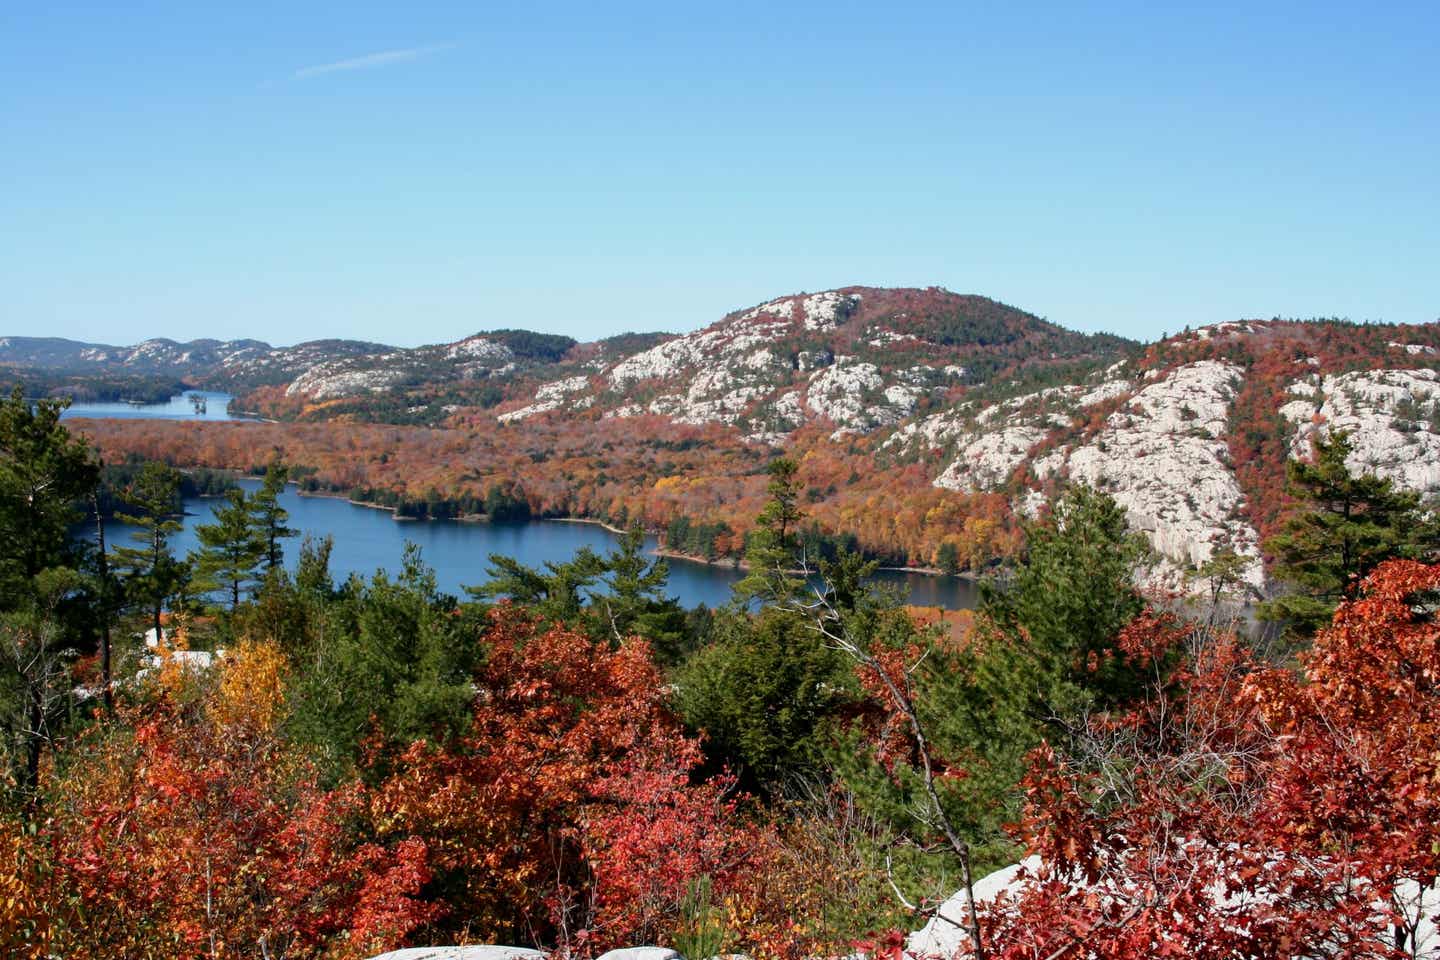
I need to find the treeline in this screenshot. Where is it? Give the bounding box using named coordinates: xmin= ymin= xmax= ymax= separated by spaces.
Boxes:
xmin=71 ymin=416 xmax=1028 ymax=571
xmin=91 ymin=458 xmax=239 ymax=517
xmin=343 ymin=483 xmax=534 ymax=522
xmin=3 ymin=372 xmax=186 ymax=406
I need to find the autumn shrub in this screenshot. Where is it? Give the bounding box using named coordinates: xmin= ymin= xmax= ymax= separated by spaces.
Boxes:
xmin=41 ymin=639 xmax=437 ymax=960
xmin=975 ymin=563 xmax=1440 ymax=958
xmin=368 ymin=604 xmax=770 ymax=952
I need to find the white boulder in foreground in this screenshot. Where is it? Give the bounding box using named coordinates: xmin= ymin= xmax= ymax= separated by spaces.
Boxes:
xmin=369 ymin=948 xmax=547 ymax=960
xmin=906 ymin=858 xmax=1440 ymax=959
xmin=594 ymin=950 xmax=681 ymax=960
xmin=368 ymin=947 xmax=679 ymax=960
xmin=906 ymin=856 xmax=1040 ymax=958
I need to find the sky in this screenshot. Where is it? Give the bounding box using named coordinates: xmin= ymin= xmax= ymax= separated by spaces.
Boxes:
xmin=1 ymin=1 xmax=1437 ymax=347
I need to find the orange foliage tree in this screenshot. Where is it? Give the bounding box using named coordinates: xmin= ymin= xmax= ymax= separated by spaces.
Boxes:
xmin=43 ymin=639 xmax=437 ymax=960
xmin=368 ymin=604 xmax=770 ymax=952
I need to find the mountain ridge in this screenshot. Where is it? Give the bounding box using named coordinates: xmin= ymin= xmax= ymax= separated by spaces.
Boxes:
xmin=19 ymin=286 xmax=1440 ymax=597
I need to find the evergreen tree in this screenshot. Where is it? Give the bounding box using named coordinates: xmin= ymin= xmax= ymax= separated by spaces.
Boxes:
xmin=673 ymin=606 xmax=852 ymax=793
xmin=734 ymin=457 xmax=805 ymax=603
xmin=594 ymin=523 xmax=687 ymax=658
xmin=935 ymin=541 xmax=961 ymax=575
xmin=0 ymin=388 xmax=99 ymax=602
xmin=0 ymin=389 xmax=99 ymax=793
xmin=112 ymin=462 xmax=186 ymax=640
xmin=287 ymin=544 xmax=477 ymax=771
xmin=191 ymin=487 xmax=263 ymax=611
xmin=467 ymin=548 xmax=607 ymax=623
xmin=250 ymin=462 xmax=296 ymax=571
xmin=1260 ymin=430 xmax=1436 ymax=637
xmin=978 ymin=483 xmax=1151 ymax=724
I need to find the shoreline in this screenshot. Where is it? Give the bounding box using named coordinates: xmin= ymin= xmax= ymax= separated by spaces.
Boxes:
xmin=210 ymin=481 xmax=979 ymax=587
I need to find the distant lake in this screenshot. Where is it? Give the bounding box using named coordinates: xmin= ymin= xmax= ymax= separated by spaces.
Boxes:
xmin=101 ymin=480 xmax=979 ymax=611
xmin=63 ymin=390 xmax=240 ymax=421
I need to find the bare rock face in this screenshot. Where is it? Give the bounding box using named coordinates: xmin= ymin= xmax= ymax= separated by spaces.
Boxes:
xmin=501 ymin=286 xmax=1121 ymax=441
xmin=1058 ymin=361 xmax=1264 ymax=593
xmin=286 ymin=356 xmax=412 ymax=401
xmin=911 ymin=361 xmax=1264 ymax=592
xmin=498 ymin=375 xmax=592 ymax=423
xmin=364 ymin=947 xmax=680 ymax=960
xmin=367 ymin=948 xmax=547 ymax=960
xmin=1282 ymin=368 xmax=1440 ymax=495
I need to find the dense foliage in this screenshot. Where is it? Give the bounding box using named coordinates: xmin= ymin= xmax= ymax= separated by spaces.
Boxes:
xmin=6 ymin=408 xmax=1440 ymax=958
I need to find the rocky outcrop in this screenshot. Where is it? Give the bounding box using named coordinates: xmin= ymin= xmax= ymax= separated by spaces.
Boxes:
xmin=898 ymin=361 xmax=1266 ymax=594
xmin=368 ymin=948 xmax=546 ymax=960
xmin=1281 ymin=368 xmax=1440 ymax=495
xmin=498 ymin=375 xmax=592 ymax=423
xmin=366 ymin=947 xmax=675 ymax=960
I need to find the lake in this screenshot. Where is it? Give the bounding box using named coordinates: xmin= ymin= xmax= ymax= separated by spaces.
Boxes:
xmin=63 ymin=390 xmax=240 ymax=421
xmin=102 ymin=480 xmax=979 ymax=610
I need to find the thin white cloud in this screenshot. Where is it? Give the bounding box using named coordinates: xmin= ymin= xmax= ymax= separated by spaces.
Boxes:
xmin=293 ymin=44 xmax=453 ymax=80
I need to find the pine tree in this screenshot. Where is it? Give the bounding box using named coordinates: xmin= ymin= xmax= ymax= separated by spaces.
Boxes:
xmin=596 ymin=523 xmax=686 ymax=658
xmin=978 ymin=483 xmax=1152 ymax=721
xmin=112 ymin=462 xmax=186 ymax=640
xmin=1260 ymin=430 xmax=1436 ymax=636
xmin=191 ymin=487 xmax=263 ymax=611
xmin=250 ymin=462 xmax=296 ymax=571
xmin=734 ymin=457 xmax=805 ymax=604
xmin=0 ymin=388 xmax=100 ymax=793
xmin=0 ymin=387 xmax=99 ymax=600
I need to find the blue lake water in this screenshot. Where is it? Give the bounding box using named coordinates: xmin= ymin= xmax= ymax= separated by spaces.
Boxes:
xmin=63 ymin=391 xmax=239 ymax=421
xmin=102 ymin=480 xmax=979 ymax=610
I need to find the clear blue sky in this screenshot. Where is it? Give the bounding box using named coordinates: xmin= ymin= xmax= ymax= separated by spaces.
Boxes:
xmin=2 ymin=2 xmax=1436 ymax=347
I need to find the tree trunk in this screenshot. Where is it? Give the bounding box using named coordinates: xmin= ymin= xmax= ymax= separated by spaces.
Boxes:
xmin=93 ymin=494 xmax=114 ymax=714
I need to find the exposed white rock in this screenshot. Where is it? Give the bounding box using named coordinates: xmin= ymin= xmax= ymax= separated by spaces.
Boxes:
xmin=287 ymin=359 xmax=410 ymax=401
xmin=796 ymin=350 xmax=834 ymax=372
xmin=907 ymin=857 xmax=1044 ymax=958
xmin=801 ymin=291 xmax=859 ymax=331
xmin=1015 ymin=488 xmax=1048 ymax=520
xmin=737 ymin=296 xmax=796 ymax=322
xmin=1076 ymin=379 xmax=1132 ymax=408
xmin=934 ymin=425 xmax=1046 ymax=491
xmin=368 ymin=948 xmax=547 ymax=960
xmin=497 ymin=375 xmax=593 ymax=423
xmin=807 ymin=357 xmax=884 ymax=431
xmin=595 ymin=948 xmax=680 ymax=960
xmin=1058 ymin=361 xmax=1263 ymax=592
xmin=1389 ymin=341 xmax=1438 ymax=356
xmin=909 ymin=858 xmax=1440 ymax=960
xmin=1283 ymin=368 xmax=1440 ymax=494
xmin=444 ymin=337 xmax=515 ymax=364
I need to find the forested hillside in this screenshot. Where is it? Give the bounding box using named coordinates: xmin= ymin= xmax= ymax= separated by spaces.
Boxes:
xmin=14 ymin=287 xmax=1440 ymax=594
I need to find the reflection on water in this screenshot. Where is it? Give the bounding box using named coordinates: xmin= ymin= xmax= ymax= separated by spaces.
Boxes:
xmin=62 ymin=391 xmax=239 ymax=421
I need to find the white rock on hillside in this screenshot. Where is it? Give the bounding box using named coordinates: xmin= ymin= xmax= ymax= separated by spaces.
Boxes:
xmin=1056 ymin=361 xmax=1263 ymax=592
xmin=807 ymin=357 xmax=887 ymax=435
xmin=445 ymin=337 xmax=514 ymax=363
xmin=935 ymin=426 xmax=1046 ymax=491
xmin=1282 ymin=368 xmax=1440 ymax=494
xmin=908 ymin=858 xmax=1440 ymax=959
xmin=800 ymin=291 xmax=860 ymax=330
xmin=497 ymin=376 xmax=591 ymax=423
xmin=1389 ymin=342 xmax=1438 ymax=356
xmin=286 ymin=358 xmax=410 ymax=401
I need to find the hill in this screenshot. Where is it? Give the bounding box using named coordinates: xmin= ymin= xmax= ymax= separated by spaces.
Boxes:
xmin=28 ymin=288 xmax=1440 ymax=595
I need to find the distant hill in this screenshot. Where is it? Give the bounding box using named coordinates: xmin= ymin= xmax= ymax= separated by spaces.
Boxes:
xmin=22 ymin=287 xmax=1440 ymax=596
